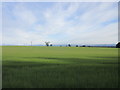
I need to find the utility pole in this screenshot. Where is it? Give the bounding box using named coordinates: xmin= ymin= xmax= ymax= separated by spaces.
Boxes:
xmin=31 ymin=41 xmax=32 ymax=46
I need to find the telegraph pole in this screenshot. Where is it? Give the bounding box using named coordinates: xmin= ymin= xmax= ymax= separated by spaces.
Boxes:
xmin=31 ymin=41 xmax=32 ymax=46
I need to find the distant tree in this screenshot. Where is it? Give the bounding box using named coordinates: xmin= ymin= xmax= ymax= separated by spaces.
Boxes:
xmin=45 ymin=42 xmax=50 ymax=46
xmin=116 ymin=42 xmax=120 ymax=48
xmin=60 ymin=45 xmax=62 ymax=47
xmin=76 ymin=45 xmax=78 ymax=47
xmin=82 ymin=45 xmax=86 ymax=47
xmin=68 ymin=44 xmax=71 ymax=47
xmin=50 ymin=44 xmax=52 ymax=46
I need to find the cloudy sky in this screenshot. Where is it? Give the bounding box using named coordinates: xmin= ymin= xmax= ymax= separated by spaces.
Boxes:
xmin=2 ymin=2 xmax=118 ymax=45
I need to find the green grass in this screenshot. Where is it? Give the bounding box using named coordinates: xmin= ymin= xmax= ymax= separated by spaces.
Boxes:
xmin=2 ymin=46 xmax=119 ymax=88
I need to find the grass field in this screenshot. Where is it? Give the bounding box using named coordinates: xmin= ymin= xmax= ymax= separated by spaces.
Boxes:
xmin=2 ymin=46 xmax=119 ymax=88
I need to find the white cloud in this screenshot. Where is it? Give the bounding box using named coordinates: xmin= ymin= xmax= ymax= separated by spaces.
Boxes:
xmin=13 ymin=3 xmax=37 ymax=25
xmin=2 ymin=2 xmax=118 ymax=45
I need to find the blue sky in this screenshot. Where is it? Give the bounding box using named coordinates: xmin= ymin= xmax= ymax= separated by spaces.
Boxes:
xmin=2 ymin=2 xmax=118 ymax=45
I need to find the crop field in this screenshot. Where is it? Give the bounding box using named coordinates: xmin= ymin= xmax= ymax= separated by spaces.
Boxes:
xmin=2 ymin=46 xmax=119 ymax=88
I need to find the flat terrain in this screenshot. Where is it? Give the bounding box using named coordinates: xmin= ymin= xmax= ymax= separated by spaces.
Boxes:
xmin=2 ymin=46 xmax=119 ymax=88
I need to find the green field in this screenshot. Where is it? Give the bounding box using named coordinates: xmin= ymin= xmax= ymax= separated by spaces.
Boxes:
xmin=2 ymin=46 xmax=119 ymax=88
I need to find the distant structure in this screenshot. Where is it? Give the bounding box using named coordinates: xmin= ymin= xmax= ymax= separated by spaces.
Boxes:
xmin=45 ymin=42 xmax=50 ymax=46
xmin=116 ymin=42 xmax=120 ymax=48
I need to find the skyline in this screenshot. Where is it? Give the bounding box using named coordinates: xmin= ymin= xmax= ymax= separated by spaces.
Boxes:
xmin=2 ymin=2 xmax=118 ymax=45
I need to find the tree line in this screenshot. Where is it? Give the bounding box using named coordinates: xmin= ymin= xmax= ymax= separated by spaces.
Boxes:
xmin=45 ymin=42 xmax=120 ymax=48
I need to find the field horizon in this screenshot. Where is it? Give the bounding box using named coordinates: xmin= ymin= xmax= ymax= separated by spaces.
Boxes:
xmin=2 ymin=46 xmax=119 ymax=88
